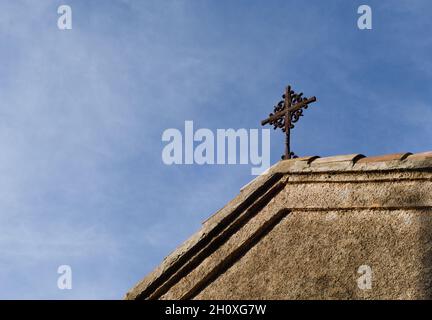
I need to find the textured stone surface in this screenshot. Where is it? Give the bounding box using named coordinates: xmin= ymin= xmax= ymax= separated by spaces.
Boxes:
xmin=125 ymin=151 xmax=432 ymax=300
xmin=195 ymin=209 xmax=432 ymax=300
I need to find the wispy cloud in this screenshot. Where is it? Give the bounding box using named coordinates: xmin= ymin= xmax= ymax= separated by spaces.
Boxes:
xmin=0 ymin=0 xmax=431 ymax=299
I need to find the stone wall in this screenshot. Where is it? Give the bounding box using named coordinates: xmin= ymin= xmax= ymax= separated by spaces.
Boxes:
xmin=126 ymin=152 xmax=432 ymax=300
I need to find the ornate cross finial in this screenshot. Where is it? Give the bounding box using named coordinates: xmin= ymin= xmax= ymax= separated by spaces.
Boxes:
xmin=261 ymin=85 xmax=317 ymax=160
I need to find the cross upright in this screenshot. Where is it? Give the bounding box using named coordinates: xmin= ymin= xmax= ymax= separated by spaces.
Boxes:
xmin=261 ymin=85 xmax=317 ymax=160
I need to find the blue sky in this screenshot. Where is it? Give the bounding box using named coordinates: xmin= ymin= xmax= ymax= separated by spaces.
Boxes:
xmin=0 ymin=0 xmax=431 ymax=299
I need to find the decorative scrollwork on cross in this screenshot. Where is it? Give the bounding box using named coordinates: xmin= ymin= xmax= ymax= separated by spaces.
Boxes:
xmin=261 ymin=85 xmax=317 ymax=160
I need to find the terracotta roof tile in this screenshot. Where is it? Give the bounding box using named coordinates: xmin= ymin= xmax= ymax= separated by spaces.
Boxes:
xmin=311 ymin=154 xmax=365 ymax=165
xmin=356 ymin=152 xmax=412 ymax=164
xmin=292 ymin=156 xmax=320 ymax=164
xmin=407 ymin=151 xmax=432 ymax=160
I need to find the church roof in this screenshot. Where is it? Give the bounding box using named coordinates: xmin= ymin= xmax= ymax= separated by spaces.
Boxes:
xmin=125 ymin=151 xmax=432 ymax=300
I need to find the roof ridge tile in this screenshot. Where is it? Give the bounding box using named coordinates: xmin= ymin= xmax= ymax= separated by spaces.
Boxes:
xmin=356 ymin=152 xmax=412 ymax=164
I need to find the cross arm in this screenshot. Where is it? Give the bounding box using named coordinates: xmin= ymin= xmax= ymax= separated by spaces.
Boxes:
xmin=261 ymin=96 xmax=317 ymax=126
xmin=287 ymin=96 xmax=316 ymax=113
xmin=261 ymin=109 xmax=285 ymax=126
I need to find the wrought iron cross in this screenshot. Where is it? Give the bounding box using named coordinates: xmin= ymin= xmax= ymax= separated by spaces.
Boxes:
xmin=261 ymin=85 xmax=317 ymax=160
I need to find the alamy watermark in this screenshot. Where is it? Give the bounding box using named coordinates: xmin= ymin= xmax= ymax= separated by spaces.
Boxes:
xmin=57 ymin=5 xmax=72 ymax=30
xmin=161 ymin=121 xmax=271 ymax=175
xmin=357 ymin=5 xmax=372 ymax=30
xmin=57 ymin=265 xmax=72 ymax=290
xmin=357 ymin=264 xmax=372 ymax=290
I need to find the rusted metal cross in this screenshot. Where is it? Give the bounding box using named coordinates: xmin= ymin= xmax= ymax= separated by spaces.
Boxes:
xmin=261 ymin=85 xmax=317 ymax=160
